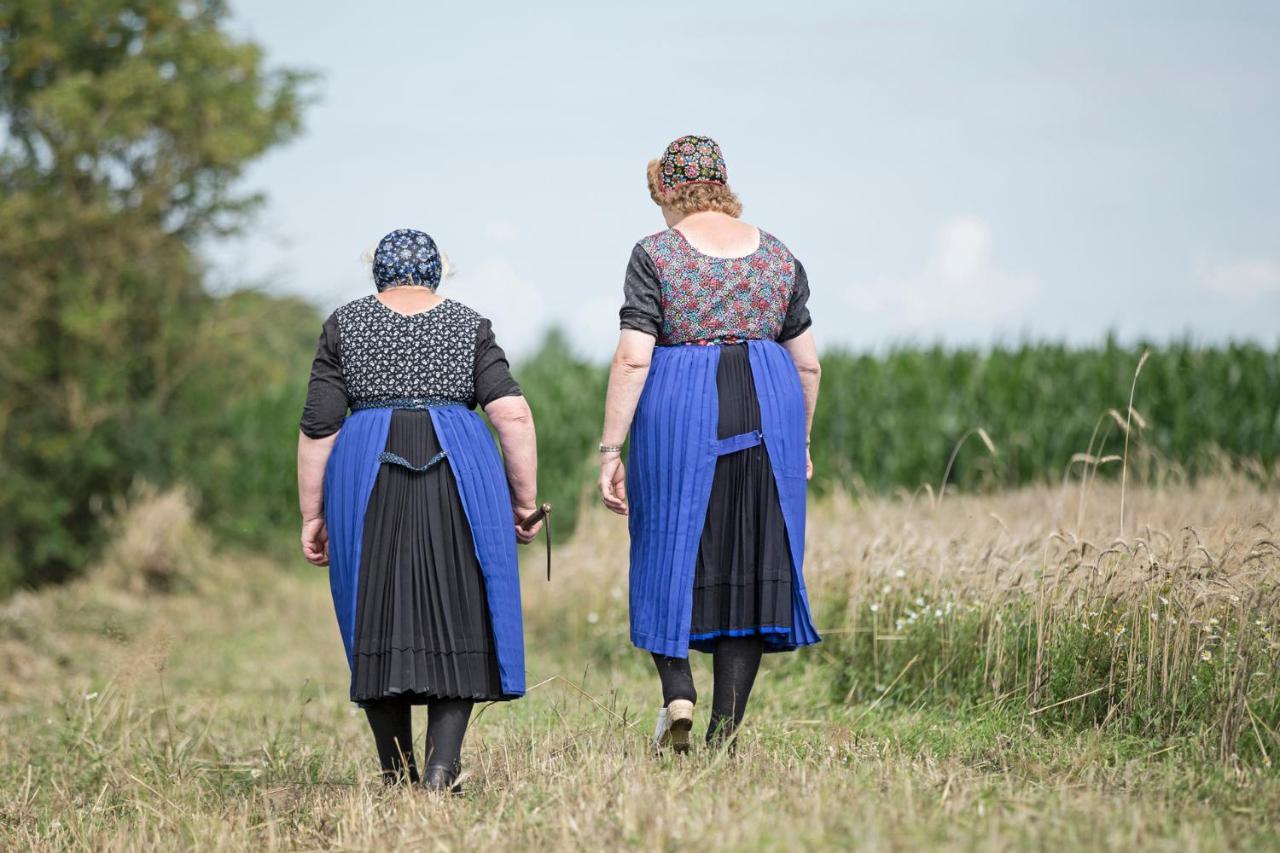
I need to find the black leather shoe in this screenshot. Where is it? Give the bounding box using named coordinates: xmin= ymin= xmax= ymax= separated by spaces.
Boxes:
xmin=420 ymin=763 xmax=463 ymax=795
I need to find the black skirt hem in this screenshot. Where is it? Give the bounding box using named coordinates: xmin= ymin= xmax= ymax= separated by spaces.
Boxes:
xmin=353 ymin=686 xmax=508 ymax=707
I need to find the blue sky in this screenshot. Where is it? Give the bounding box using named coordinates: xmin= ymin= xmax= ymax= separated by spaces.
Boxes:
xmin=213 ymin=1 xmax=1280 ymax=358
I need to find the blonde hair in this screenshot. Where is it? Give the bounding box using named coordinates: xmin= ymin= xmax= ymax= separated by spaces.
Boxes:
xmin=646 ymin=159 xmax=743 ymax=218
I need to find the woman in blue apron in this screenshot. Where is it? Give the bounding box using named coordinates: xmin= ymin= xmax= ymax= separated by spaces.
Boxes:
xmin=296 ymin=229 xmax=541 ymax=791
xmin=598 ymin=136 xmax=823 ymax=752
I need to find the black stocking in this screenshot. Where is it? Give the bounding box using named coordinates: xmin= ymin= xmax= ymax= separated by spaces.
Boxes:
xmin=651 ymin=653 xmax=698 ymax=707
xmin=706 ymin=636 xmax=764 ymax=746
xmin=364 ymin=698 xmax=418 ymax=784
xmin=424 ymin=698 xmax=474 ymax=773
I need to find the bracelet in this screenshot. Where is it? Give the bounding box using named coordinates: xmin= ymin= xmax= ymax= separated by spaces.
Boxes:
xmin=598 ymin=442 xmax=623 ymax=454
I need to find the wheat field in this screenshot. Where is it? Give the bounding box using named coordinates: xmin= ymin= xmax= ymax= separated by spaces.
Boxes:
xmin=2 ymin=476 xmax=1278 ymax=851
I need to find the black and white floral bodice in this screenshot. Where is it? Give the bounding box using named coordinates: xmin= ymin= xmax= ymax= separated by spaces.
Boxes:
xmin=335 ymin=296 xmax=480 ymax=407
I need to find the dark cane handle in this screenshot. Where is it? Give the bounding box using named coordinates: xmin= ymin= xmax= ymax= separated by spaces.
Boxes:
xmin=520 ymin=503 xmax=552 ymax=530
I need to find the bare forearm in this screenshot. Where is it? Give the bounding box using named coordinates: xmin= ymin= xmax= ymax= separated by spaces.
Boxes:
xmin=297 ymin=431 xmax=338 ymax=520
xmin=798 ymin=370 xmax=820 ymax=437
xmin=602 ymin=330 xmax=656 ymax=446
xmin=602 ymin=364 xmax=649 ymax=446
xmin=782 ymin=330 xmax=821 ymax=440
xmin=487 ymin=396 xmax=538 ymax=508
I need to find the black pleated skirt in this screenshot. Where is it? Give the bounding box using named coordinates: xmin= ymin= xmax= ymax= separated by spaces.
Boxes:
xmin=689 ymin=343 xmax=794 ymax=641
xmin=350 ymin=409 xmax=504 ymax=705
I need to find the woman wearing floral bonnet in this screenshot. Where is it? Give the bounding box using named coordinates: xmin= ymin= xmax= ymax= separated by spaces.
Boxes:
xmin=296 ymin=228 xmax=542 ymax=792
xmin=598 ymin=136 xmax=823 ymax=752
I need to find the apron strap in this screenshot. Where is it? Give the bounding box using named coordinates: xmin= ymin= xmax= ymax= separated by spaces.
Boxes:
xmin=377 ymin=449 xmax=449 ymax=472
xmin=711 ymin=430 xmax=763 ymax=457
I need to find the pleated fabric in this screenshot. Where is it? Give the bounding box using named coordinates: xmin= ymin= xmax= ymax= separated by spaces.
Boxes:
xmin=628 ymin=344 xmax=720 ymax=657
xmin=627 ymin=339 xmax=820 ymax=658
xmin=749 ymin=340 xmax=821 ymax=649
xmin=429 ymin=404 xmax=525 ymax=697
xmin=688 ymin=343 xmax=794 ymax=649
xmin=324 ymin=405 xmax=525 ymax=703
xmin=324 ymin=407 xmax=393 ymax=665
xmin=349 ymin=410 xmax=503 ymax=704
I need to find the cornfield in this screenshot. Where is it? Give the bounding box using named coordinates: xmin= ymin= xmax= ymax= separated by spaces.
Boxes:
xmin=517 ymin=334 xmax=1280 ymax=538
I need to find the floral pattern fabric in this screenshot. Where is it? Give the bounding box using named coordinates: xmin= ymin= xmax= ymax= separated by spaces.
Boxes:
xmin=336 ymin=296 xmax=478 ymax=406
xmin=636 ymin=229 xmax=795 ymax=345
xmin=372 ymin=228 xmax=442 ymax=291
xmin=658 ymin=135 xmax=728 ymax=192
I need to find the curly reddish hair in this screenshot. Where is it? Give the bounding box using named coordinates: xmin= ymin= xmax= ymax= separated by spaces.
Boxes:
xmin=646 ymin=159 xmax=743 ymax=218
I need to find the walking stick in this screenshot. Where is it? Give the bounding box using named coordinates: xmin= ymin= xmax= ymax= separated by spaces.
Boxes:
xmin=520 ymin=503 xmax=553 ymax=581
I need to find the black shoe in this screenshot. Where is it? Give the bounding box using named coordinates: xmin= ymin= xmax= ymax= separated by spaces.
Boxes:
xmin=420 ymin=763 xmax=463 ymax=795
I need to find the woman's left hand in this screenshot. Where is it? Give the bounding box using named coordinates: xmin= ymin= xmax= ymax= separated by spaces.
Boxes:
xmin=806 ymin=446 xmax=813 ymax=481
xmin=301 ymin=516 xmax=329 ymax=566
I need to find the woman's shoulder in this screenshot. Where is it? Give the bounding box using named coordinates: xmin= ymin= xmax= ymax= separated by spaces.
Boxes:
xmin=756 ymin=228 xmax=795 ymax=258
xmin=634 ymin=229 xmax=680 ymax=255
xmin=331 ymin=293 xmax=379 ymax=320
xmin=436 ymin=297 xmax=484 ymax=324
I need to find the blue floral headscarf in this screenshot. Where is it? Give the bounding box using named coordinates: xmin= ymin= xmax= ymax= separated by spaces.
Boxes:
xmin=372 ymin=228 xmax=442 ymax=291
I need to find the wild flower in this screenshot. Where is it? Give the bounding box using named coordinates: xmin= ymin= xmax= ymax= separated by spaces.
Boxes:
xmin=1200 ymin=649 xmax=1213 ymax=663
xmin=870 ymin=603 xmax=881 ymax=613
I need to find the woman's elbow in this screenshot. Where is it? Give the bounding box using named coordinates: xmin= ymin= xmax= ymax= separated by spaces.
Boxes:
xmin=486 ymin=395 xmax=535 ymax=428
xmin=613 ymin=352 xmax=652 ymax=376
xmin=795 ymin=359 xmax=822 ymax=378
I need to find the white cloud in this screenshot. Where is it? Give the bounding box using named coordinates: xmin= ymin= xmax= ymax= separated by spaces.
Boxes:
xmin=1205 ymin=260 xmax=1280 ymax=298
xmin=450 ymin=258 xmax=549 ymax=357
xmin=842 ymin=217 xmax=1038 ymax=341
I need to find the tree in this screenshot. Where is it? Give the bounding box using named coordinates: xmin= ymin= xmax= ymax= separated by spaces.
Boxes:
xmin=0 ymin=0 xmax=308 ymax=590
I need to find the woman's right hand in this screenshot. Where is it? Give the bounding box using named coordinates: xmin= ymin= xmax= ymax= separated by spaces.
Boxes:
xmin=599 ymin=454 xmax=628 ymax=515
xmin=301 ymin=516 xmax=329 ymax=566
xmin=512 ymin=504 xmax=543 ymax=544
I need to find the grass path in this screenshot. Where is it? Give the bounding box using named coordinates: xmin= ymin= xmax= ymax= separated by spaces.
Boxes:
xmin=2 ymin=483 xmax=1279 ymax=850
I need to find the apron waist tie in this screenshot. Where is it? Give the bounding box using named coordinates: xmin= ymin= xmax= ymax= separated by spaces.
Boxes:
xmin=711 ymin=430 xmax=763 ymax=457
xmin=378 ymin=449 xmax=448 ymax=472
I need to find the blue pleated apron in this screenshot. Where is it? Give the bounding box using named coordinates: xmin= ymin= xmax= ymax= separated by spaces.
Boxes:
xmin=628 ymin=339 xmax=821 ymax=658
xmin=324 ymin=404 xmax=525 ymax=699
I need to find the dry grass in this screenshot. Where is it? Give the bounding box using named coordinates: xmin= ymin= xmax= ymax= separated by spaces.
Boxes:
xmin=2 ymin=480 xmax=1279 ymax=850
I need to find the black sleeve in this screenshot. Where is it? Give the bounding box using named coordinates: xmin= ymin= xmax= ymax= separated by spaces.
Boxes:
xmin=618 ymin=243 xmax=662 ymax=338
xmin=778 ymin=258 xmax=813 ymax=342
xmin=474 ymin=318 xmax=523 ymax=408
xmin=299 ymin=313 xmax=348 ymax=438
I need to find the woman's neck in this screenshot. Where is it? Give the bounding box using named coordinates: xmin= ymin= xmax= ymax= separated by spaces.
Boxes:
xmin=670 ymin=211 xmax=759 ymax=257
xmin=375 ymin=286 xmax=444 ymax=315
